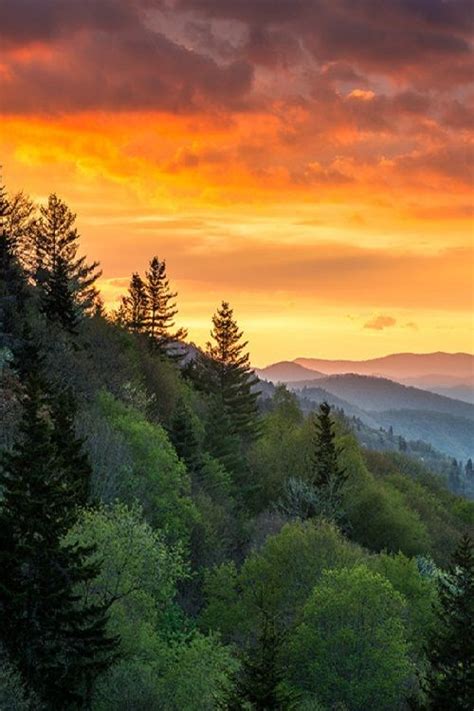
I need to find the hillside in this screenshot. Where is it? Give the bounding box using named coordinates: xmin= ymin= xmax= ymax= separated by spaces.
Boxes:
xmin=375 ymin=409 xmax=474 ymax=462
xmin=293 ymin=374 xmax=474 ymax=421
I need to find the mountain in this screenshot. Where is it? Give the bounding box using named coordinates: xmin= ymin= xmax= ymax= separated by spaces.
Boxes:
xmin=294 ymin=352 xmax=474 ymax=382
xmin=399 ymin=375 xmax=474 ymax=404
xmin=292 ymin=374 xmax=474 ymax=421
xmin=256 ymin=361 xmax=324 ymax=382
xmin=375 ymin=410 xmax=474 ymax=462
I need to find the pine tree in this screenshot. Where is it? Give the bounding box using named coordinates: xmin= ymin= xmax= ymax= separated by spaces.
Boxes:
xmin=465 ymin=458 xmax=473 ymax=481
xmin=33 ymin=193 xmax=101 ymax=329
xmin=116 ymin=272 xmax=148 ymax=332
xmin=202 ymin=301 xmax=260 ymax=441
xmin=310 ymin=402 xmax=347 ymax=522
xmin=40 ymin=253 xmax=79 ymax=333
xmin=144 ymin=256 xmax=187 ymax=354
xmin=238 ymin=621 xmax=285 ymax=710
xmin=425 ymin=535 xmax=474 ymax=710
xmin=204 ymin=393 xmax=243 ymax=476
xmin=0 ymin=180 xmax=29 ymax=349
xmin=169 ymin=397 xmax=203 ymax=480
xmin=0 ymin=368 xmax=117 ymax=709
xmin=449 ymin=458 xmax=462 ymax=493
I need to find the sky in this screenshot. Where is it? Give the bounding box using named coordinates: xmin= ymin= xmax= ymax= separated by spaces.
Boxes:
xmin=1 ymin=0 xmax=473 ymax=365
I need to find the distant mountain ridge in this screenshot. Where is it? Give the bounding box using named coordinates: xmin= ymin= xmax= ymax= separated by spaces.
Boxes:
xmin=294 ymin=374 xmax=474 ymax=421
xmin=294 ymin=352 xmax=474 ymax=381
xmin=255 ymin=361 xmax=323 ymax=382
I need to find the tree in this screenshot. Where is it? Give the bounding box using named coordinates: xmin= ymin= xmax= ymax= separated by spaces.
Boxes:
xmin=465 ymin=458 xmax=473 ymax=480
xmin=285 ymin=565 xmax=412 ymax=710
xmin=66 ymin=503 xmax=237 ymax=711
xmin=0 ymin=181 xmax=29 ymax=349
xmin=202 ymin=301 xmax=260 ymax=441
xmin=309 ymin=401 xmax=348 ymax=522
xmin=425 ymin=534 xmax=474 ymax=709
xmin=449 ymin=458 xmax=462 ymax=493
xmin=32 ymin=193 xmax=101 ymax=329
xmin=144 ymin=256 xmax=187 ymax=353
xmin=0 ymin=368 xmax=116 ymax=709
xmin=116 ymin=272 xmax=148 ymax=332
xmin=169 ymin=396 xmax=203 ymax=482
xmin=41 ymin=252 xmax=79 ymax=333
xmin=202 ymin=520 xmax=364 ymax=709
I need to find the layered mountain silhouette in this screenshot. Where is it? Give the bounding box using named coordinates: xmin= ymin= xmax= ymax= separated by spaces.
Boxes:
xmin=256 ymin=353 xmax=474 ymax=461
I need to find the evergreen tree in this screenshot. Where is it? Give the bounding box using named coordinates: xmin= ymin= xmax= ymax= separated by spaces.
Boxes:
xmin=465 ymin=458 xmax=473 ymax=481
xmin=116 ymin=272 xmax=148 ymax=332
xmin=144 ymin=256 xmax=187 ymax=354
xmin=0 ymin=181 xmax=28 ymax=349
xmin=449 ymin=458 xmax=462 ymax=493
xmin=32 ymin=193 xmax=101 ymax=329
xmin=310 ymin=402 xmax=347 ymax=522
xmin=237 ymin=622 xmax=285 ymax=710
xmin=204 ymin=393 xmax=243 ymax=476
xmin=169 ymin=397 xmax=203 ymax=481
xmin=40 ymin=253 xmax=79 ymax=334
xmin=202 ymin=301 xmax=260 ymax=441
xmin=0 ymin=368 xmax=117 ymax=709
xmin=425 ymin=535 xmax=474 ymax=710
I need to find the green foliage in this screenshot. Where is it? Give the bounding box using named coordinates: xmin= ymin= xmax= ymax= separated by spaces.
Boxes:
xmin=285 ymin=565 xmax=412 ymax=711
xmin=248 ymin=385 xmax=309 ymax=510
xmin=84 ymin=391 xmax=197 ymax=540
xmin=93 ymin=633 xmax=238 ymax=711
xmin=65 ymin=502 xmax=186 ymax=657
xmin=370 ymin=552 xmax=437 ymax=656
xmin=342 ymin=437 xmax=431 ymax=556
xmin=202 ymin=520 xmax=365 ymax=706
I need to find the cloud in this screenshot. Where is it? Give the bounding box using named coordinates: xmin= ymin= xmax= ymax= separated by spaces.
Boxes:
xmin=363 ymin=315 xmax=397 ymax=330
xmin=0 ymin=26 xmax=254 ymax=114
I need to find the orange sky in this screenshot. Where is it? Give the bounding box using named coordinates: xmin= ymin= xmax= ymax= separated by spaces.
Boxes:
xmin=1 ymin=0 xmax=473 ymax=365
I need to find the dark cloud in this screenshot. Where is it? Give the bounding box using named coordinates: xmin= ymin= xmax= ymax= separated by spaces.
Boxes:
xmin=0 ymin=0 xmax=137 ymax=47
xmin=0 ymin=26 xmax=253 ymax=113
xmin=0 ymin=0 xmax=471 ymax=121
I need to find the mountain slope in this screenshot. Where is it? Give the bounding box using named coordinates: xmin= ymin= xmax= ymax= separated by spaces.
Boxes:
xmin=375 ymin=410 xmax=474 ymax=461
xmin=292 ymin=374 xmax=474 ymax=421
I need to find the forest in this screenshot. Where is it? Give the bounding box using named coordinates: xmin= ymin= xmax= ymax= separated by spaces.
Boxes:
xmin=0 ymin=184 xmax=473 ymax=710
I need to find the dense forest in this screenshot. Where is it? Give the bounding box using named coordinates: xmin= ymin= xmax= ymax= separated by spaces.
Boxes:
xmin=0 ymin=183 xmax=473 ymax=710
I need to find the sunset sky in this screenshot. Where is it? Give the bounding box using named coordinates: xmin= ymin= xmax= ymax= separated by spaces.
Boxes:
xmin=1 ymin=0 xmax=473 ymax=365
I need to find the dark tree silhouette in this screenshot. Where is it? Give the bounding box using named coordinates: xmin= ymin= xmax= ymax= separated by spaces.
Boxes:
xmin=117 ymin=272 xmax=148 ymax=332
xmin=425 ymin=534 xmax=474 ymax=710
xmin=0 ymin=180 xmax=29 ymax=348
xmin=309 ymin=402 xmax=348 ymax=522
xmin=144 ymin=256 xmax=187 ymax=354
xmin=32 ymin=193 xmax=101 ymax=329
xmin=0 ymin=366 xmax=117 ymax=709
xmin=203 ymin=301 xmax=260 ymax=441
